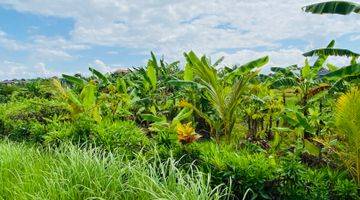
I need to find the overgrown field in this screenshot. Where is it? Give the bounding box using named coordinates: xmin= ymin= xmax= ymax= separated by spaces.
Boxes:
xmin=0 ymin=48 xmax=359 ymax=199
xmin=0 ymin=141 xmax=229 ymax=199
xmin=1 ymin=1 xmax=360 ymax=199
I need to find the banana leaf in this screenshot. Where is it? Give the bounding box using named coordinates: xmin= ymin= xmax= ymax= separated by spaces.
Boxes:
xmin=303 ymin=1 xmax=360 ymax=15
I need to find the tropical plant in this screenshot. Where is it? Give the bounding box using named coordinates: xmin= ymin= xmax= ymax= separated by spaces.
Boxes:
xmin=335 ymin=87 xmax=360 ymax=184
xmin=52 ymin=79 xmax=102 ymax=122
xmin=176 ymin=122 xmax=201 ymax=144
xmin=179 ymin=51 xmax=269 ymax=139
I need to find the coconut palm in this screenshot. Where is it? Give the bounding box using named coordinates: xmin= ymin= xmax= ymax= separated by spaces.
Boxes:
xmin=179 ymin=51 xmax=269 ymax=139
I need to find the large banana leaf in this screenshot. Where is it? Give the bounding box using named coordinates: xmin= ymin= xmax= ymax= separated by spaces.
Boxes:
xmin=303 ymin=48 xmax=360 ymax=58
xmin=89 ymin=67 xmax=109 ymax=85
xmin=150 ymin=52 xmax=159 ymax=69
xmin=327 ymin=63 xmax=339 ymax=72
xmin=171 ymin=108 xmax=193 ymax=128
xmin=167 ymin=80 xmax=205 ymax=89
xmin=329 ymin=74 xmax=360 ymax=93
xmin=213 ymin=56 xmax=225 ymax=67
xmin=53 ymin=79 xmax=68 ymax=98
xmin=324 ymin=63 xmax=360 ymax=80
xmin=223 ymin=56 xmax=269 ymax=83
xmin=270 ymin=65 xmax=297 ymax=77
xmin=312 ymin=40 xmax=335 ymax=70
xmin=303 ymin=1 xmax=360 ymax=15
xmin=62 ymin=74 xmax=86 ymax=87
xmin=269 ymin=77 xmax=299 ymax=89
xmin=79 ymin=83 xmax=96 ymax=111
xmin=145 ymin=62 xmax=157 ymax=90
xmin=228 ymin=56 xmax=269 ymax=74
xmin=301 ymin=60 xmax=312 ymax=80
xmin=183 ymin=63 xmax=193 ymax=81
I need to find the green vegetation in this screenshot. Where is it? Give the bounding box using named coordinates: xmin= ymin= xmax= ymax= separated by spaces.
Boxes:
xmin=0 ymin=141 xmax=228 ymax=200
xmin=0 ymin=2 xmax=360 ymax=199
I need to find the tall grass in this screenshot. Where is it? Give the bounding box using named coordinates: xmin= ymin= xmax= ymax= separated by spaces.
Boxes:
xmin=0 ymin=141 xmax=229 ymax=200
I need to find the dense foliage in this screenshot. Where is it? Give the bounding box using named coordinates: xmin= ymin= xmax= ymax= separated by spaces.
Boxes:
xmin=1 ymin=47 xmax=359 ymax=199
xmin=0 ymin=2 xmax=360 ymax=199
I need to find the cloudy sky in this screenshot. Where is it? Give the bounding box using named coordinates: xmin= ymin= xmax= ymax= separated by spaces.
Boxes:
xmin=0 ymin=0 xmax=359 ymax=80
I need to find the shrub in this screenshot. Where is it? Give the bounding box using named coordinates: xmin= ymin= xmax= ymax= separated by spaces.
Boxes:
xmin=192 ymin=142 xmax=359 ymax=199
xmin=332 ymin=179 xmax=359 ymax=200
xmin=43 ymin=115 xmax=97 ymax=145
xmin=94 ymin=120 xmax=150 ymax=155
xmin=0 ymin=83 xmax=18 ymax=103
xmin=0 ymin=98 xmax=68 ymax=142
xmin=198 ymin=142 xmax=278 ymax=199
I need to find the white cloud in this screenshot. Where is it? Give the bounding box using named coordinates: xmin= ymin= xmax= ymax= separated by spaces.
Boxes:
xmin=215 ymin=49 xmax=304 ymax=66
xmin=0 ymin=31 xmax=88 ymax=61
xmin=0 ymin=60 xmax=59 ymax=80
xmin=0 ymin=0 xmax=359 ymax=79
xmin=350 ymin=35 xmax=360 ymax=41
xmin=92 ymin=59 xmax=112 ymax=73
xmin=212 ymin=48 xmax=305 ymax=73
xmin=107 ymin=51 xmax=119 ymax=55
xmin=212 ymin=48 xmax=354 ymax=73
xmin=2 ymin=1 xmax=359 ymax=52
xmin=0 ymin=31 xmax=28 ymax=51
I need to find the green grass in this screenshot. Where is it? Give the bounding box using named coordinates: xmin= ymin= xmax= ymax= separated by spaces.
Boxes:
xmin=0 ymin=141 xmax=229 ymax=200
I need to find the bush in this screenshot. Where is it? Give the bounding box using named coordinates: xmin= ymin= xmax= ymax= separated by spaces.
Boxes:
xmin=44 ymin=116 xmax=150 ymax=157
xmin=94 ymin=120 xmax=150 ymax=155
xmin=0 ymin=83 xmax=18 ymax=103
xmin=198 ymin=142 xmax=278 ymax=199
xmin=187 ymin=142 xmax=359 ymax=200
xmin=333 ymin=179 xmax=359 ymax=200
xmin=0 ymin=98 xmax=68 ymax=142
xmin=43 ymin=115 xmax=96 ymax=145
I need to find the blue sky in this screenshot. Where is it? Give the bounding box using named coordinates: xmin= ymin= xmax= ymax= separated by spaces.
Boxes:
xmin=0 ymin=0 xmax=359 ymax=80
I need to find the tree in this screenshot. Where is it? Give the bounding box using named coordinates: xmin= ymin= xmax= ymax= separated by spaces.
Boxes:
xmin=179 ymin=51 xmax=269 ymax=139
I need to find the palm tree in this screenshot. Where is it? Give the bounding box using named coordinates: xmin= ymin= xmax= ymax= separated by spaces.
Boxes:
xmin=178 ymin=51 xmax=269 ymax=139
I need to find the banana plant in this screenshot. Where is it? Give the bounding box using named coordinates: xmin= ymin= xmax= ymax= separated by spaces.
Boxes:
xmin=52 ymin=79 xmax=102 ymax=122
xmin=178 ymin=51 xmax=269 ymax=139
xmin=303 ymin=1 xmax=360 ymax=15
xmin=126 ymin=52 xmax=184 ymax=126
xmin=62 ymin=67 xmax=110 ymax=88
xmin=270 ymin=61 xmax=330 ymax=112
xmin=324 ymin=63 xmax=360 ymax=93
xmin=141 ymin=107 xmax=193 ymax=134
xmin=270 ymin=41 xmax=341 ymax=112
xmin=243 ymin=83 xmax=285 ymax=140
